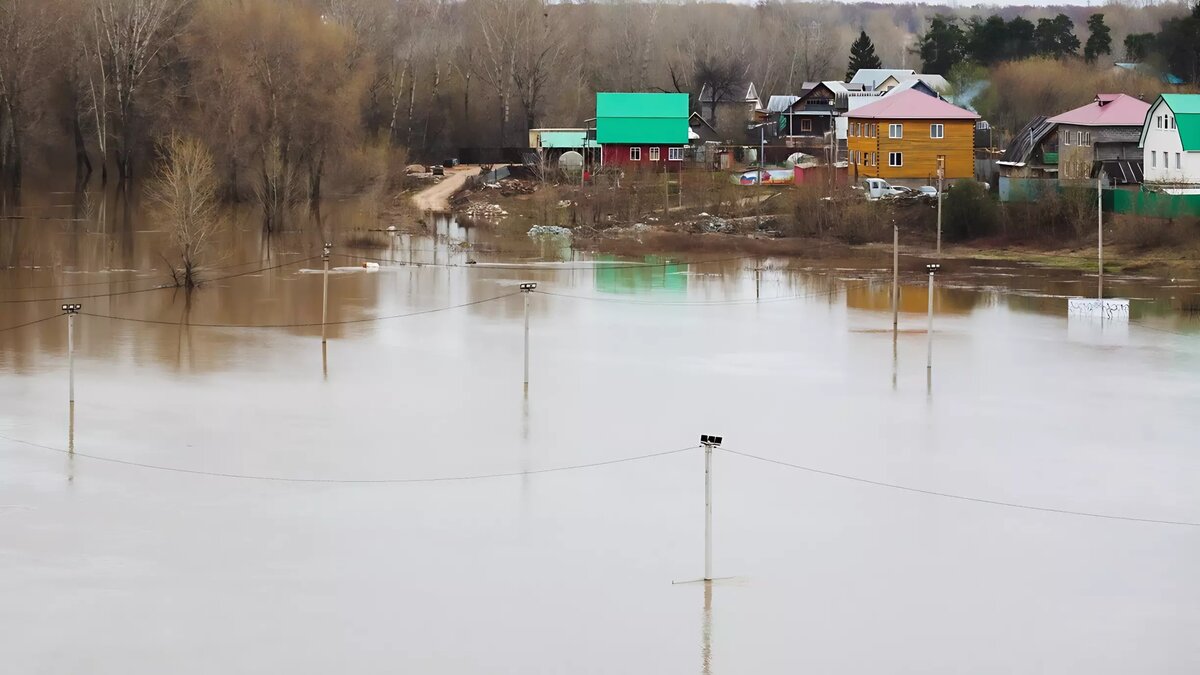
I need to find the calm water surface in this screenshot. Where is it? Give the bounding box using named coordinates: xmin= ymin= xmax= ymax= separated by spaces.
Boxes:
xmin=2 ymin=192 xmax=1199 ymax=673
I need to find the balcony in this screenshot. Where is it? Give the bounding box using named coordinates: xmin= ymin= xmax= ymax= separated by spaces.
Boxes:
xmin=1043 ymin=152 xmax=1059 ymax=165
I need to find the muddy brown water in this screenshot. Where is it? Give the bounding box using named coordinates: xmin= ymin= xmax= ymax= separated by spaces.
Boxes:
xmin=2 ymin=192 xmax=1199 ymax=673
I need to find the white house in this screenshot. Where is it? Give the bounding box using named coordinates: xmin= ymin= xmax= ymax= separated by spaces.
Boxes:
xmin=1140 ymin=94 xmax=1200 ymax=192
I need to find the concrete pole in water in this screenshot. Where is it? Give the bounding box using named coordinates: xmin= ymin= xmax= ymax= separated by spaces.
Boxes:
xmin=699 ymin=435 xmax=722 ymax=581
xmin=321 ymin=243 xmax=331 ymax=344
xmin=925 ymin=264 xmax=939 ymax=371
xmin=62 ymin=304 xmax=81 ymax=403
xmin=755 ymin=264 xmax=762 ymax=301
xmin=520 ymin=283 xmax=537 ymax=387
xmin=1097 ymin=177 xmax=1104 ymax=300
xmin=892 ymin=220 xmax=899 ymax=335
xmin=936 ymin=159 xmax=944 ymax=256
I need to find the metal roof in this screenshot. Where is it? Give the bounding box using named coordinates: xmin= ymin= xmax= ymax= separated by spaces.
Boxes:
xmin=595 ymin=92 xmax=689 ymax=145
xmin=846 ymin=89 xmax=979 ymax=120
xmin=766 ymin=95 xmax=800 ymax=113
xmin=1047 ymin=94 xmax=1150 ymax=127
xmin=1001 ymin=115 xmax=1056 ymax=164
xmin=848 ymin=69 xmax=915 ymax=88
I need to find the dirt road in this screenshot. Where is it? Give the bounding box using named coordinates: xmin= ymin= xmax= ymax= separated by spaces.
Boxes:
xmin=411 ymin=165 xmax=480 ymax=212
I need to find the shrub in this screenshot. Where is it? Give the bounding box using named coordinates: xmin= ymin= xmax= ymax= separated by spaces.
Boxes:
xmin=943 ymin=180 xmax=1000 ymax=241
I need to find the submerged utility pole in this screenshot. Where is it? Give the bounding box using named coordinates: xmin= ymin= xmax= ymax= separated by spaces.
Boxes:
xmin=520 ymin=282 xmax=537 ymax=388
xmin=699 ymin=434 xmax=723 ymax=581
xmin=62 ymin=303 xmax=81 ymax=403
xmin=1097 ymin=176 xmax=1104 ymax=300
xmin=892 ymin=218 xmax=899 ymax=335
xmin=321 ymin=242 xmax=331 ymax=344
xmin=925 ymin=264 xmax=939 ymax=371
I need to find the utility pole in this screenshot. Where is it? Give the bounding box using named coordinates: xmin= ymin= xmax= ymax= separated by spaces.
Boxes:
xmin=699 ymin=434 xmax=723 ymax=581
xmin=757 ymin=124 xmax=765 ymax=231
xmin=754 ymin=264 xmax=763 ymax=301
xmin=520 ymin=282 xmax=537 ymax=388
xmin=936 ymin=157 xmax=944 ymax=256
xmin=925 ymin=264 xmax=940 ymax=372
xmin=892 ymin=218 xmax=899 ymax=335
xmin=321 ymin=242 xmax=331 ymax=344
xmin=62 ymin=303 xmax=81 ymax=403
xmin=1097 ymin=175 xmax=1104 ymax=300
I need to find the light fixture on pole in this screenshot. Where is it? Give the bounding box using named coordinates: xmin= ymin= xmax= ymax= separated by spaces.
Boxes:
xmin=699 ymin=434 xmax=723 ymax=582
xmin=520 ymin=283 xmax=537 ymax=388
xmin=321 ymin=242 xmax=332 ymax=344
xmin=925 ymin=264 xmax=940 ymax=372
xmin=61 ymin=303 xmax=82 ymax=403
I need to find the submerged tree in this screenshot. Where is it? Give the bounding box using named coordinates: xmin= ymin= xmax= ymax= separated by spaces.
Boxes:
xmin=846 ymin=30 xmax=882 ymax=80
xmin=146 ymin=135 xmax=219 ymax=289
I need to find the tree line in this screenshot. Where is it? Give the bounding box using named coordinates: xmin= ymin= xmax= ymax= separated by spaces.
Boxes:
xmin=0 ymin=0 xmax=1194 ymax=221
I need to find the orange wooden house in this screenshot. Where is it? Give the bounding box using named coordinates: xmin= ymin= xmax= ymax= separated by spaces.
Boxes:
xmin=846 ymin=90 xmax=979 ymax=181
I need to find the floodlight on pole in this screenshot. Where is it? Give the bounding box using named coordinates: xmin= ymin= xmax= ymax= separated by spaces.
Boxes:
xmin=699 ymin=433 xmax=723 ymax=581
xmin=521 ymin=283 xmax=537 ymax=387
xmin=62 ymin=303 xmax=81 ymax=402
xmin=925 ymin=264 xmax=940 ymax=372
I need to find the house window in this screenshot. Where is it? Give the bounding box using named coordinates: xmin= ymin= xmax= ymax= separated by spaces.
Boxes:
xmin=648 ymin=147 xmax=660 ymax=161
xmin=800 ymin=119 xmax=812 ymax=132
xmin=889 ymin=123 xmax=903 ymax=139
xmin=629 ymin=147 xmax=641 ymax=161
xmin=1177 ymin=152 xmax=1182 ymax=169
xmin=873 ymin=152 xmax=878 ymax=166
xmin=668 ymin=147 xmax=683 ymax=161
xmin=1157 ymin=116 xmax=1163 ymax=129
xmin=889 ymin=152 xmax=903 ymax=167
xmin=1151 ymin=151 xmax=1156 ymax=167
xmin=1064 ymin=132 xmax=1071 ymax=146
xmin=930 ymin=124 xmax=944 ymax=139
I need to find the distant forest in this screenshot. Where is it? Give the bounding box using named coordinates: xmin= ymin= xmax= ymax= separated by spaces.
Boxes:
xmin=0 ymin=0 xmax=1196 ymax=202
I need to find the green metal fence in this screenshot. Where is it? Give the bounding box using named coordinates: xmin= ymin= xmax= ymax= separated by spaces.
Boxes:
xmin=1104 ymin=189 xmax=1200 ymax=218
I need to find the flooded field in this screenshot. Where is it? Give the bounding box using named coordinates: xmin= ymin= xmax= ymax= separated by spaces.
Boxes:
xmin=3 ymin=193 xmax=1200 ymax=673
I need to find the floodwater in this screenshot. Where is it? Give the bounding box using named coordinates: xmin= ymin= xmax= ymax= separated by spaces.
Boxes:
xmin=3 ymin=191 xmax=1200 ymax=673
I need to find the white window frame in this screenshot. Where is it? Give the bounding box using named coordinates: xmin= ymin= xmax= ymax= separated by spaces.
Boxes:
xmin=629 ymin=147 xmax=641 ymax=161
xmin=888 ymin=152 xmax=903 ymax=167
xmin=1151 ymin=151 xmax=1156 ymax=168
xmin=889 ymin=123 xmax=903 ymax=139
xmin=801 ymin=119 xmax=813 ymax=132
xmin=668 ymin=147 xmax=683 ymax=161
xmin=930 ymin=123 xmax=944 ymax=139
xmin=648 ymin=146 xmax=660 ymax=162
xmin=1177 ymin=152 xmax=1182 ymax=169
xmin=1064 ymin=131 xmax=1071 ymax=146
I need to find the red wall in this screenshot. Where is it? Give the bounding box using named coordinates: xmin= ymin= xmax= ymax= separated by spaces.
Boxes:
xmin=601 ymin=145 xmax=684 ymax=170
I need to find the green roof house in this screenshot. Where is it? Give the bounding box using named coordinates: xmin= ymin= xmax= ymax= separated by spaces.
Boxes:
xmin=1140 ymin=94 xmax=1200 ymax=190
xmin=595 ymin=93 xmax=689 ymax=169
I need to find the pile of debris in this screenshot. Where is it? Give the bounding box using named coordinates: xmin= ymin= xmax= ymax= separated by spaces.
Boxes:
xmin=478 ymin=177 xmax=537 ymax=197
xmin=673 ymin=213 xmax=778 ymax=235
xmin=459 ymin=202 xmax=507 ymax=220
xmin=527 ymin=225 xmax=572 ymax=239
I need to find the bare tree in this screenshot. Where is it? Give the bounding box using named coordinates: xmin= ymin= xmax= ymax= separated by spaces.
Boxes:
xmin=513 ymin=0 xmax=568 ymax=135
xmin=0 ymin=0 xmax=59 ymax=191
xmin=146 ymin=134 xmax=220 ymax=289
xmin=87 ymin=0 xmax=183 ymax=186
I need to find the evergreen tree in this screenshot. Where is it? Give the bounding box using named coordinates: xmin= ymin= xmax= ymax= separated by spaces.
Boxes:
xmin=1034 ymin=14 xmax=1080 ymax=59
xmin=918 ymin=17 xmax=966 ymax=75
xmin=1123 ymin=33 xmax=1155 ymax=62
xmin=1005 ymin=17 xmax=1037 ymax=60
xmin=846 ymin=30 xmax=883 ymax=80
xmin=1084 ymin=14 xmax=1112 ymax=63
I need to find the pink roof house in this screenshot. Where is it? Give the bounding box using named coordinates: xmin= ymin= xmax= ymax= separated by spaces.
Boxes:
xmin=1047 ymin=94 xmax=1150 ymax=183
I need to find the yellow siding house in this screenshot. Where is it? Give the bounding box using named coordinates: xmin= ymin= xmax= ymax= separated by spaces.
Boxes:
xmin=846 ymin=89 xmax=979 ymax=181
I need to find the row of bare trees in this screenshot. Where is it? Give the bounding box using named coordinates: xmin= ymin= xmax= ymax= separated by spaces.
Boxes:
xmin=2 ymin=0 xmax=1193 ymax=211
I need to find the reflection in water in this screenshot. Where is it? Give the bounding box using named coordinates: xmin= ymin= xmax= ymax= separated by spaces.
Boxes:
xmin=66 ymin=400 xmax=75 ymax=483
xmin=700 ymin=580 xmax=713 ymax=675
xmin=322 ymin=342 xmax=329 ymax=380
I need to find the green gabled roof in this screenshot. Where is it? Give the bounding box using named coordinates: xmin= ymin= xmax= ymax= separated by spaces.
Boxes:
xmin=595 ymin=92 xmax=689 ymax=145
xmin=1160 ymin=94 xmax=1200 ymax=151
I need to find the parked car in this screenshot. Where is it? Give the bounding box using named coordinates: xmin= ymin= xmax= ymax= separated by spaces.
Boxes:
xmin=431 ymin=165 xmax=445 ymax=176
xmin=917 ymin=186 xmax=939 ymax=198
xmin=860 ymin=178 xmax=911 ymax=200
xmin=443 ymin=158 xmax=460 ymax=168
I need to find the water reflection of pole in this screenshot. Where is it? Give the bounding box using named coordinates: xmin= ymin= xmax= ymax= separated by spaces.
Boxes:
xmin=700 ymin=434 xmax=722 ymax=581
xmin=925 ymin=264 xmax=939 ymax=372
xmin=67 ymin=400 xmax=75 ymax=482
xmin=700 ymin=579 xmax=713 ymax=675
xmin=320 ymin=243 xmax=331 ymax=344
xmin=520 ymin=283 xmax=537 ymax=389
xmin=754 ymin=264 xmax=762 ymax=301
xmin=63 ymin=303 xmax=81 ymax=402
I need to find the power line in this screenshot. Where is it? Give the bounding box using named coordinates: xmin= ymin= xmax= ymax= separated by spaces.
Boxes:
xmin=719 ymin=447 xmax=1200 ymax=527
xmin=79 ymin=291 xmax=519 ymax=328
xmin=0 ymin=314 xmax=61 ymax=334
xmin=0 ymin=256 xmax=318 ymax=304
xmin=0 ymin=432 xmax=698 ymax=483
xmin=0 ymin=254 xmax=316 ymax=292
